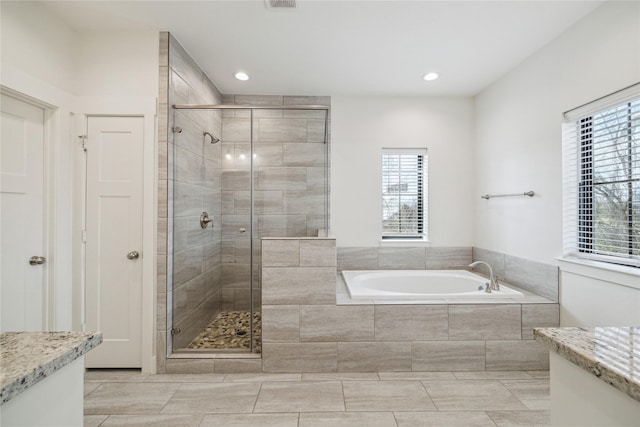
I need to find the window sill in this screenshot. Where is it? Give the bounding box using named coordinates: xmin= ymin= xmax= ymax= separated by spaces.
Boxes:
xmin=557 ymin=257 xmax=640 ymax=291
xmin=379 ymin=238 xmax=431 ymax=247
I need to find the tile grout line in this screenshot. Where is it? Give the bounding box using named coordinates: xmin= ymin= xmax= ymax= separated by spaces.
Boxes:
xmin=484 ymin=410 xmax=501 ymax=427
xmin=251 ymin=381 xmax=264 ymax=414
xmin=157 ymin=381 xmax=183 ymax=415
xmin=195 ymin=412 xmax=205 ymax=427
xmin=418 ymin=381 xmax=440 ymax=412
xmin=340 ymin=380 xmax=347 ymax=412
xmin=392 ymin=411 xmax=400 ymax=427
xmin=419 ymin=379 xmax=439 ymax=412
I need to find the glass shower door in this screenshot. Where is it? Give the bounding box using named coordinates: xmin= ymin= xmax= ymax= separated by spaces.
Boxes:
xmin=171 ymin=107 xmax=255 ymax=353
xmin=169 ymin=102 xmax=329 ymax=355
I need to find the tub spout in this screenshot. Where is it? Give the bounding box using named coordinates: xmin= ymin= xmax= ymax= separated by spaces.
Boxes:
xmin=469 ymin=261 xmax=500 ymax=291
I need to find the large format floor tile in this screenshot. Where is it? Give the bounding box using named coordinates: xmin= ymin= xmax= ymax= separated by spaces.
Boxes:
xmin=394 ymin=411 xmax=498 ymax=427
xmin=343 ymin=380 xmax=436 ymax=412
xmin=161 ymin=382 xmax=261 ymax=413
xmin=84 ymin=383 xmax=180 ymax=415
xmin=85 ymin=370 xmax=150 ymax=383
xmin=144 ymin=374 xmax=226 ymax=383
xmin=487 ymin=410 xmax=550 ymax=426
xmin=299 ymin=412 xmax=398 ymax=427
xmin=302 ymin=372 xmax=379 ymax=381
xmin=453 ymin=371 xmax=534 ymax=380
xmin=200 ymin=413 xmax=299 ymax=426
xmin=83 ymin=370 xmax=550 ymax=427
xmin=422 ymin=380 xmax=528 ymax=411
xmin=378 ymin=371 xmax=455 ymax=380
xmin=499 ymin=379 xmax=550 ymax=400
xmin=84 ymin=415 xmax=108 ymax=427
xmin=224 ymin=373 xmax=302 ymax=382
xmin=84 ymin=382 xmax=101 ymax=396
xmin=99 ymin=414 xmax=204 ymax=426
xmin=254 ymin=381 xmax=345 ymax=412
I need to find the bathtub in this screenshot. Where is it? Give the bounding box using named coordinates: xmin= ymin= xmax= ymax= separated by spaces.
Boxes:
xmin=342 ymin=270 xmax=524 ymax=300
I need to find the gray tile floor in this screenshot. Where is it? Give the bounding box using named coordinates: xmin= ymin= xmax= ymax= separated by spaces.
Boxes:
xmin=84 ymin=370 xmax=550 ymax=426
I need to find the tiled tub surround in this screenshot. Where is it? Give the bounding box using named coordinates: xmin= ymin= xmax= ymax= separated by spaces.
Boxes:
xmin=337 ymin=246 xmax=559 ymax=301
xmin=262 ymin=239 xmax=559 ymax=373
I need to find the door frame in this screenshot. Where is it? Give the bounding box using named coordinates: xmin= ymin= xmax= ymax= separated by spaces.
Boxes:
xmin=1 ymin=86 xmax=58 ymax=331
xmin=76 ymin=96 xmax=157 ymax=373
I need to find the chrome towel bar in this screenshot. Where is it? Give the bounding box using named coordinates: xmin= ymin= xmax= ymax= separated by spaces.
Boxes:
xmin=481 ymin=191 xmax=535 ymax=200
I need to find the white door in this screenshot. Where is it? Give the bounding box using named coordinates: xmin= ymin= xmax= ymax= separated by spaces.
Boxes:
xmin=85 ymin=116 xmax=144 ymax=368
xmin=0 ymin=94 xmax=46 ymax=332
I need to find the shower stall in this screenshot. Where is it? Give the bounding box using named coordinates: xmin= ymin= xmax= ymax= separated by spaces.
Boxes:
xmin=168 ymin=101 xmax=330 ymax=355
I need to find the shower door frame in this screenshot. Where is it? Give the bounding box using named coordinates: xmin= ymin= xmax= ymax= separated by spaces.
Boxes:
xmin=169 ymin=103 xmax=330 ymax=357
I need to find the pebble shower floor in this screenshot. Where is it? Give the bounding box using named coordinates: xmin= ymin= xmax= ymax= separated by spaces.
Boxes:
xmin=186 ymin=311 xmax=262 ymax=353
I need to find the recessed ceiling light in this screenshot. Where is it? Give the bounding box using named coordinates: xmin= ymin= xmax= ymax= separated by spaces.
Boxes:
xmin=235 ymin=72 xmax=250 ymax=81
xmin=423 ymin=72 xmax=439 ymax=81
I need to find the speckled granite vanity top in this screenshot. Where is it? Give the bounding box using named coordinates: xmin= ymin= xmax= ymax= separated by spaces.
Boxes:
xmin=0 ymin=331 xmax=102 ymax=405
xmin=534 ymin=326 xmax=640 ymax=402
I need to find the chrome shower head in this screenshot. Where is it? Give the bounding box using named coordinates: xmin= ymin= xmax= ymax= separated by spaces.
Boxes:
xmin=203 ymin=131 xmax=220 ymax=144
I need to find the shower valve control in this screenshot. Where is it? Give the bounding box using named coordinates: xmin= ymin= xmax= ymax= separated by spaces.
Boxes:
xmin=200 ymin=212 xmax=213 ymax=229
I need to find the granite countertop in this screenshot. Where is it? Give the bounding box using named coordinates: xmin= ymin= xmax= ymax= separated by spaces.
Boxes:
xmin=534 ymin=326 xmax=640 ymax=402
xmin=0 ymin=331 xmax=102 ymax=405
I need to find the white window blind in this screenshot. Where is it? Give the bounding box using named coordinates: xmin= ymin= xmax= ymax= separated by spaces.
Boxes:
xmin=562 ymin=84 xmax=640 ymax=267
xmin=381 ymin=148 xmax=427 ymax=240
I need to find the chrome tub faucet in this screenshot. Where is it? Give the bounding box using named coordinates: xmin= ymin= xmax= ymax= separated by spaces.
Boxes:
xmin=469 ymin=261 xmax=500 ymax=292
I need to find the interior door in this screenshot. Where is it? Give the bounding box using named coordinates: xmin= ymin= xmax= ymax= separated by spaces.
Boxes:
xmin=0 ymin=94 xmax=46 ymax=332
xmin=85 ymin=116 xmax=143 ymax=368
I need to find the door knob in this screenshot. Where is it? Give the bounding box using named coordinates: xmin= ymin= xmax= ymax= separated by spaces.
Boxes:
xmin=127 ymin=251 xmax=140 ymax=260
xmin=29 ymin=256 xmax=46 ymax=265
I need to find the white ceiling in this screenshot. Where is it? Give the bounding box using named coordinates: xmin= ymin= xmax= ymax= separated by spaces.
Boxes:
xmin=42 ymin=0 xmax=603 ymax=97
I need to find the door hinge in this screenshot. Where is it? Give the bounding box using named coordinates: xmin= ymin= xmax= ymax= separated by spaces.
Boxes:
xmin=79 ymin=135 xmax=87 ymax=151
xmin=81 ymin=229 xmax=87 ymax=243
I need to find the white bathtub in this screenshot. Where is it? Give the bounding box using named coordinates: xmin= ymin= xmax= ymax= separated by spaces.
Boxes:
xmin=342 ymin=270 xmax=524 ymax=300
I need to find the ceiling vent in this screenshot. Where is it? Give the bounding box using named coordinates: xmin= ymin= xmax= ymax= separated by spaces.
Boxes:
xmin=265 ymin=0 xmax=296 ymax=9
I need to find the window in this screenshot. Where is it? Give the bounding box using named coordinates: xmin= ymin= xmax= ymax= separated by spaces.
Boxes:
xmin=381 ymin=148 xmax=427 ymax=240
xmin=563 ymin=85 xmax=639 ymax=267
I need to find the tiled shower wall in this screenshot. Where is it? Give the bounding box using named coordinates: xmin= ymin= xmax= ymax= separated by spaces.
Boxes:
xmin=168 ymin=35 xmax=224 ymax=350
xmin=219 ymin=95 xmax=330 ymax=313
xmin=158 ymin=33 xmax=225 ymax=369
xmin=157 ymin=32 xmax=331 ymax=372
